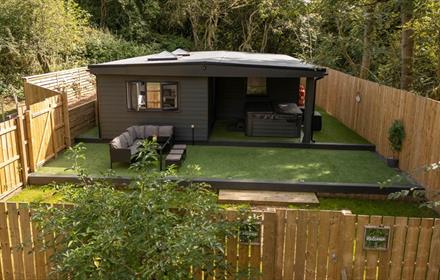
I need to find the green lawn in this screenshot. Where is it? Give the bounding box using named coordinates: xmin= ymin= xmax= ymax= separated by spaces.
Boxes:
xmin=8 ymin=187 xmax=436 ymax=218
xmin=180 ymin=146 xmax=401 ymax=184
xmin=8 ymin=185 xmax=66 ymax=204
xmin=209 ymin=108 xmax=369 ymax=144
xmin=313 ymin=109 xmax=370 ymax=144
xmin=38 ymin=143 xmax=403 ymax=184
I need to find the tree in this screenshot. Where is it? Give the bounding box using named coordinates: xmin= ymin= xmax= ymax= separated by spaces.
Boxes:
xmin=400 ymin=0 xmax=414 ymax=90
xmin=32 ymin=143 xmax=252 ymax=279
xmin=0 ymin=0 xmax=88 ymax=97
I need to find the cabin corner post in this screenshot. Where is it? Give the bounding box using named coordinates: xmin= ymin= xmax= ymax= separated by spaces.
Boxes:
xmin=302 ymin=77 xmax=316 ymax=144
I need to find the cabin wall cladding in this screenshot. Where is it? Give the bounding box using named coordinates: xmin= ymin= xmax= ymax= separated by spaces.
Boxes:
xmin=316 ymin=68 xmax=440 ymax=197
xmin=0 ymin=205 xmax=439 ymax=280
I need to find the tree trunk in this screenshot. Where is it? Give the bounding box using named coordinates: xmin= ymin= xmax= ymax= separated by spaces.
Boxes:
xmin=359 ymin=5 xmax=375 ymax=79
xmin=400 ymin=0 xmax=414 ymax=90
xmin=37 ymin=53 xmax=50 ymax=73
xmin=100 ymin=0 xmax=107 ymax=29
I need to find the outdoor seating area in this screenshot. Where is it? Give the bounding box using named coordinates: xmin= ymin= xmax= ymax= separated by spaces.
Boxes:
xmin=109 ymin=125 xmax=174 ymax=168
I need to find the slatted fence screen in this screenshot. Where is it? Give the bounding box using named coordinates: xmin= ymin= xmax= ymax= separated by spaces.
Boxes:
xmin=315 ymin=68 xmax=440 ymax=198
xmin=1 ymin=204 xmax=439 ymax=280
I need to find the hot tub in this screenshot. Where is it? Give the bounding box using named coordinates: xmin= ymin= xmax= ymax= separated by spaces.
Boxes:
xmin=245 ymin=102 xmax=302 ymax=138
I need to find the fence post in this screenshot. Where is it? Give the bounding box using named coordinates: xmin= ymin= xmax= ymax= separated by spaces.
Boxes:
xmin=16 ymin=107 xmax=29 ymax=184
xmin=61 ymin=92 xmax=71 ymax=147
xmin=25 ymin=110 xmax=36 ymax=172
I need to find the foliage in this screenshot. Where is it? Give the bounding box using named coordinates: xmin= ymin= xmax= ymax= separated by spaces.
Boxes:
xmin=387 ymin=120 xmax=405 ymax=153
xmin=129 ymin=139 xmax=160 ymax=171
xmin=0 ymin=0 xmax=89 ymax=98
xmin=1 ymin=0 xmax=439 ymax=100
xmin=32 ymin=144 xmax=253 ymax=279
xmin=382 ymin=160 xmax=440 ymax=210
xmin=81 ymin=28 xmax=157 ymax=64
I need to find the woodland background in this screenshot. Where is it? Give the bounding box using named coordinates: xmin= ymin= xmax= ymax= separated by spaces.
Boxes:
xmin=0 ymin=0 xmax=439 ymax=102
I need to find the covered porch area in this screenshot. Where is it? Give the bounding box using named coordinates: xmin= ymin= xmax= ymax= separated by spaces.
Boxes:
xmin=206 ymin=66 xmax=326 ymax=144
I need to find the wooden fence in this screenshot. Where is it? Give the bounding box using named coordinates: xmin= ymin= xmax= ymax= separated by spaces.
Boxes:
xmin=0 ymin=68 xmax=97 ymax=197
xmin=316 ymin=69 xmax=440 ymax=196
xmin=0 ymin=99 xmax=97 ymax=198
xmin=0 ymin=203 xmax=439 ymax=280
xmin=23 ymin=67 xmax=96 ymax=107
xmin=0 ymin=113 xmax=29 ymax=197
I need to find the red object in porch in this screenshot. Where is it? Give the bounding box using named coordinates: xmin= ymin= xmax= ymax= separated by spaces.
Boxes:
xmin=298 ymin=85 xmax=305 ymax=106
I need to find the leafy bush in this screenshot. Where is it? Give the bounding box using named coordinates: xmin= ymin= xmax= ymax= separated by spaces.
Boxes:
xmin=33 ymin=145 xmax=252 ymax=279
xmin=82 ymin=29 xmax=158 ymax=64
xmin=388 ymin=120 xmax=405 ymax=153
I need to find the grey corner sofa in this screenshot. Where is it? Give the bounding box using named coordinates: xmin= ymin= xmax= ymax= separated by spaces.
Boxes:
xmin=109 ymin=125 xmax=174 ymax=168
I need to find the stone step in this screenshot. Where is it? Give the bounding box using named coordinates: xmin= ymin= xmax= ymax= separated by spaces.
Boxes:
xmin=218 ymin=189 xmax=319 ymax=206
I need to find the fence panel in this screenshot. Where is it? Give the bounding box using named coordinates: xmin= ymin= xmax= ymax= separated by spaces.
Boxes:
xmin=0 ymin=111 xmax=29 ymax=197
xmin=1 ymin=206 xmax=440 ymax=280
xmin=316 ymin=68 xmax=440 ymax=196
xmin=26 ymin=94 xmax=69 ymax=171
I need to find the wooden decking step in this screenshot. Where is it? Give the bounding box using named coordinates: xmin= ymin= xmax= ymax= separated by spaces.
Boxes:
xmin=218 ymin=190 xmax=319 ymax=206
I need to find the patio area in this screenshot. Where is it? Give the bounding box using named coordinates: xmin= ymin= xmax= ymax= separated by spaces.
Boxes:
xmin=36 ymin=143 xmax=403 ymax=185
xmin=209 ymin=109 xmax=370 ymax=144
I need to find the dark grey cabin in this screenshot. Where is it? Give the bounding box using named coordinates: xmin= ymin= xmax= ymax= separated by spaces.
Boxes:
xmin=88 ymin=50 xmax=326 ymax=143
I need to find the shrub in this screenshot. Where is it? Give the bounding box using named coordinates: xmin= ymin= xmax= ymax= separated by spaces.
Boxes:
xmin=32 ymin=145 xmax=253 ymax=279
xmin=388 ymin=120 xmax=405 ymax=153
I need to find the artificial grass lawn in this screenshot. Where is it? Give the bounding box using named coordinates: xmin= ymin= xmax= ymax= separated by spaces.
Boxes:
xmin=313 ymin=109 xmax=370 ymax=144
xmin=289 ymin=197 xmax=438 ymax=218
xmin=38 ymin=143 xmax=136 ymax=177
xmin=38 ymin=144 xmax=400 ymax=184
xmin=180 ymin=146 xmax=401 ymax=184
xmin=209 ymin=108 xmax=369 ymax=144
xmin=8 ymin=187 xmax=437 ymax=218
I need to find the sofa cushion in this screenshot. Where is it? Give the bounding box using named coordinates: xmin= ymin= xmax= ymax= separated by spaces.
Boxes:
xmin=126 ymin=126 xmax=138 ymax=141
xmin=120 ymin=132 xmax=133 ymax=147
xmin=134 ymin=126 xmax=145 ymax=139
xmin=110 ymin=136 xmax=123 ymax=149
xmin=158 ymin=126 xmax=173 ymax=137
xmin=144 ymin=125 xmax=159 ymax=139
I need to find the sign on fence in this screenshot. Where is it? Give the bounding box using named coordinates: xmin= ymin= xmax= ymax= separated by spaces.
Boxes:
xmin=363 ymin=225 xmax=391 ymax=250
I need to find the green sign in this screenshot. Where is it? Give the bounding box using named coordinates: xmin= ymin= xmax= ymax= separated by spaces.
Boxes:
xmin=363 ymin=225 xmax=391 ymax=251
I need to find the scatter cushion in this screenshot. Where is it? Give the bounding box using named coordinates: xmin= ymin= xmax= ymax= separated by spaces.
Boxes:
xmin=120 ymin=132 xmax=132 ymax=147
xmin=158 ymin=126 xmax=173 ymax=137
xmin=110 ymin=137 xmax=122 ymax=149
xmin=144 ymin=125 xmax=159 ymax=138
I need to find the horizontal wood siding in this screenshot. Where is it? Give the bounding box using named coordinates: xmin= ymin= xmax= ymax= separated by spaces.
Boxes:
xmin=97 ymin=75 xmax=209 ymax=141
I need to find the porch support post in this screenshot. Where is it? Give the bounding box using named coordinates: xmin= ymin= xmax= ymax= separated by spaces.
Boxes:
xmin=302 ymin=77 xmax=316 ymax=144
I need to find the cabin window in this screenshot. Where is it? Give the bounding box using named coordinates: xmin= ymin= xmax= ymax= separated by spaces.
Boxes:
xmin=247 ymin=77 xmax=267 ymax=96
xmin=127 ymin=81 xmax=178 ymax=111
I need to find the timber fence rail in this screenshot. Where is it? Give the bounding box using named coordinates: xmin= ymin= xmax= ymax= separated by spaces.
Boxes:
xmin=316 ymin=68 xmax=440 ymax=197
xmin=0 ymin=203 xmax=439 ymax=280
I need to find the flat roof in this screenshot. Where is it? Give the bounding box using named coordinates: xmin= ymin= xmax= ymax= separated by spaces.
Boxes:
xmin=89 ymin=50 xmax=326 ymax=72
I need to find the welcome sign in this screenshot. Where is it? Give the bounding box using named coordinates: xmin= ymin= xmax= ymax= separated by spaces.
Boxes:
xmin=363 ymin=225 xmax=391 ymax=251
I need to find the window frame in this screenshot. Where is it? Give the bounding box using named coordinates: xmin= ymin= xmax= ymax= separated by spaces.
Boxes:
xmin=246 ymin=77 xmax=267 ymax=96
xmin=126 ymin=80 xmax=179 ymax=112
